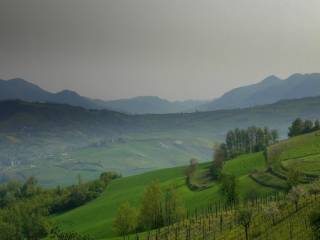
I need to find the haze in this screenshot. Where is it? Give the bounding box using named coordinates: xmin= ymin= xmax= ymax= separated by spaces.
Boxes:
xmin=0 ymin=0 xmax=319 ymax=101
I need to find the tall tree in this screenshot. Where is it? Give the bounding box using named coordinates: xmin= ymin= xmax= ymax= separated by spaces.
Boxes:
xmin=113 ymin=202 xmax=138 ymax=237
xmin=288 ymin=118 xmax=305 ymax=137
xmin=162 ymin=186 xmax=185 ymax=225
xmin=237 ymin=208 xmax=253 ymax=240
xmin=139 ymin=181 xmax=163 ymax=229
xmin=220 ymin=174 xmax=238 ymax=204
xmin=211 ymin=144 xmax=226 ymax=180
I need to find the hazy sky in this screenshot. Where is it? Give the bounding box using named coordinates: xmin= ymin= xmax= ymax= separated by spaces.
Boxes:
xmin=0 ymin=0 xmax=320 ymax=100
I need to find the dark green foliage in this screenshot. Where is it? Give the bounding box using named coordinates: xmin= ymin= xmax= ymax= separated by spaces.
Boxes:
xmin=225 ymin=126 xmax=278 ymax=159
xmin=288 ymin=118 xmax=320 ymax=137
xmin=310 ymin=209 xmax=320 ymax=239
xmin=0 ymin=198 xmax=51 ymax=240
xmin=0 ymin=172 xmax=119 ymax=239
xmin=220 ymin=174 xmax=238 ymax=204
xmin=210 ymin=144 xmax=226 ymax=180
xmin=113 ymin=202 xmax=138 ymax=237
xmin=185 ymin=159 xmax=198 ymax=187
xmin=162 ymin=186 xmax=185 ymax=225
xmin=138 ymin=181 xmax=163 ymax=230
xmin=287 ymin=168 xmax=301 ymax=188
xmin=49 ymin=227 xmax=94 ymax=240
xmin=237 ymin=208 xmax=253 ymax=240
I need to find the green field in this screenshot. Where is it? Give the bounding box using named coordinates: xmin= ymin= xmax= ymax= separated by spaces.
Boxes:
xmin=53 ymin=131 xmax=320 ymax=239
xmin=54 ymin=151 xmax=273 ymax=239
xmin=1 ymin=134 xmax=213 ymax=187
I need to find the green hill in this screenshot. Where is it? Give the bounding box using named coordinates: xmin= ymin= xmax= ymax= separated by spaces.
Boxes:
xmin=251 ymin=130 xmax=320 ymax=190
xmin=54 ymin=131 xmax=320 ymax=239
xmin=53 ymin=152 xmax=273 ymax=239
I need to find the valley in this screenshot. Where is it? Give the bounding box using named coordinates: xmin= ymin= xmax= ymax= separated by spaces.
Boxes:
xmin=2 ymin=96 xmax=320 ymax=186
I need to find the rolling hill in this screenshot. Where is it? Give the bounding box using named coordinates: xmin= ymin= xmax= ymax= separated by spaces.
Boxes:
xmin=54 ymin=131 xmax=320 ymax=239
xmin=200 ymin=73 xmax=320 ymax=111
xmin=53 ymin=152 xmax=272 ymax=239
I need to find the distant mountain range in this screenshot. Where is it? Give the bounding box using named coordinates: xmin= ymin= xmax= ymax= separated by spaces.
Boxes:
xmin=0 ymin=78 xmax=206 ymax=114
xmin=1 ymin=73 xmax=320 ymax=114
xmin=200 ymin=73 xmax=320 ymax=111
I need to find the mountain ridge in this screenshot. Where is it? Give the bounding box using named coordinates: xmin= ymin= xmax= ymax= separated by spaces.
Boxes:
xmin=0 ymin=78 xmax=206 ymax=114
xmin=200 ymin=73 xmax=320 ymax=110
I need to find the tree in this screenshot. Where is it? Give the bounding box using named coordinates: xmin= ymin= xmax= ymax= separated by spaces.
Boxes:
xmin=303 ymin=120 xmax=314 ymax=133
xmin=255 ymin=128 xmax=265 ymax=151
xmin=0 ymin=220 xmax=19 ymax=240
xmin=224 ymin=126 xmax=278 ymax=159
xmin=314 ymin=120 xmax=320 ymax=131
xmin=113 ymin=202 xmax=138 ymax=237
xmin=287 ymin=168 xmax=301 ymax=188
xmin=288 ymin=186 xmax=306 ymax=212
xmin=162 ymin=186 xmax=185 ymax=225
xmin=288 ymin=118 xmax=305 ymax=137
xmin=310 ymin=209 xmax=320 ymax=239
xmin=271 ymin=130 xmax=279 ymax=144
xmin=237 ymin=208 xmax=253 ymax=240
xmin=185 ymin=159 xmax=198 ymax=185
xmin=211 ymin=144 xmax=226 ymax=180
xmin=100 ymin=172 xmax=121 ymax=184
xmin=220 ymin=174 xmax=238 ymax=204
xmin=139 ymin=181 xmax=163 ymax=229
xmin=21 ymin=176 xmax=40 ymax=198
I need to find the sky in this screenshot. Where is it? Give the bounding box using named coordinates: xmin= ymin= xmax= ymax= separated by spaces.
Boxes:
xmin=0 ymin=0 xmax=320 ymax=101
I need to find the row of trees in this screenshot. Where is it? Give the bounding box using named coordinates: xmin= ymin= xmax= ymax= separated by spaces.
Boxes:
xmin=113 ymin=182 xmax=185 ymax=237
xmin=288 ymin=118 xmax=320 ymax=137
xmin=224 ymin=126 xmax=279 ymax=159
xmin=0 ymin=172 xmax=120 ymax=239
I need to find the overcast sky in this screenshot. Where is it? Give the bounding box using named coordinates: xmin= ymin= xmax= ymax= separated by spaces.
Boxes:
xmin=0 ymin=0 xmax=320 ymax=101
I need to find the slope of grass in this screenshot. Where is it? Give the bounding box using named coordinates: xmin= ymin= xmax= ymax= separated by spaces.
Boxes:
xmin=54 ymin=152 xmax=273 ymax=239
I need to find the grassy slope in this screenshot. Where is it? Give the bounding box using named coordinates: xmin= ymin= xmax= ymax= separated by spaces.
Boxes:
xmin=54 ymin=152 xmax=272 ymax=239
xmin=273 ymin=131 xmax=320 ymax=175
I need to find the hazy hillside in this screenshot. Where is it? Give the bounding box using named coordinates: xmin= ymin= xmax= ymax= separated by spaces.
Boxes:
xmin=96 ymin=96 xmax=206 ymax=114
xmin=201 ymin=73 xmax=320 ymax=110
xmin=2 ymin=96 xmax=320 ymax=186
xmin=0 ymin=78 xmax=205 ymax=114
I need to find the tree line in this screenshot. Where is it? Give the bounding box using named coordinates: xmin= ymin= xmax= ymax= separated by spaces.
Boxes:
xmin=288 ymin=118 xmax=320 ymax=137
xmin=0 ymin=171 xmax=120 ymax=240
xmin=224 ymin=126 xmax=279 ymax=159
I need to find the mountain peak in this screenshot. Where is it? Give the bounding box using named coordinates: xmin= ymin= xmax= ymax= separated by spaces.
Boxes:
xmin=56 ymin=90 xmax=81 ymax=97
xmin=200 ymin=73 xmax=320 ymax=111
xmin=260 ymin=75 xmax=281 ymax=85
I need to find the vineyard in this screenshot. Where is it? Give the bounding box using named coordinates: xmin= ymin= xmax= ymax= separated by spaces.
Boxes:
xmin=123 ymin=190 xmax=320 ymax=240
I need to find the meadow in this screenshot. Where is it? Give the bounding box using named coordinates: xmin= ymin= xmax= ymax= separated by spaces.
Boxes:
xmin=54 ymin=151 xmax=273 ymax=239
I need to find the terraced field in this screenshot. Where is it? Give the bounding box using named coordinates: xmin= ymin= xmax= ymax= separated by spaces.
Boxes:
xmin=251 ymin=131 xmax=320 ymax=190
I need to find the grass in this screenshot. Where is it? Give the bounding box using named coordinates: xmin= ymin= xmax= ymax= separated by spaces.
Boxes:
xmin=53 ymin=151 xmax=273 ymax=239
xmin=282 ymin=153 xmax=320 ymax=175
xmin=54 ymin=132 xmax=320 ymax=239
